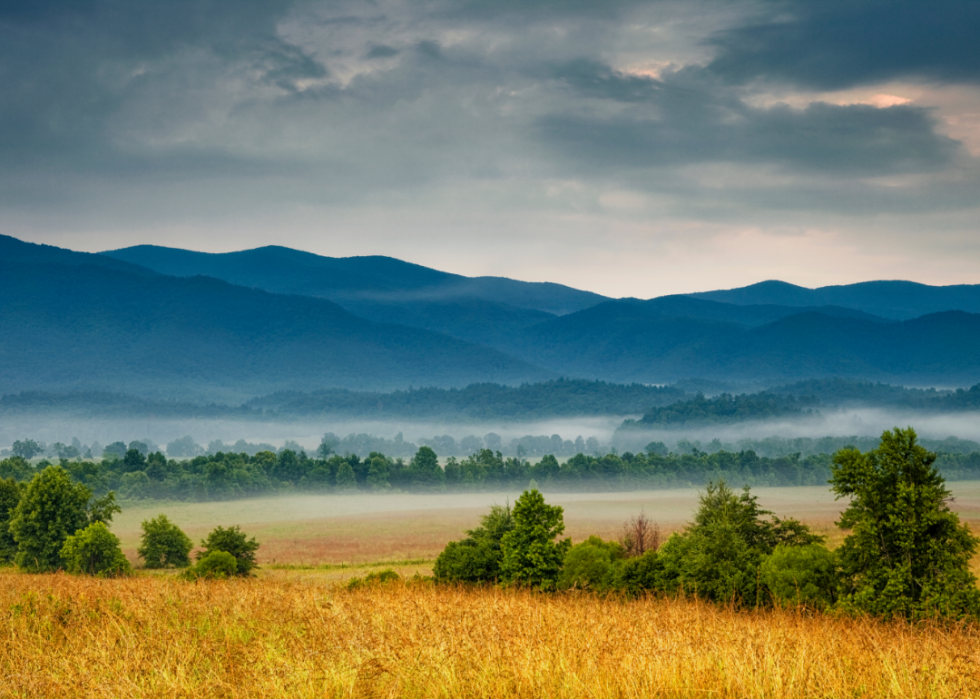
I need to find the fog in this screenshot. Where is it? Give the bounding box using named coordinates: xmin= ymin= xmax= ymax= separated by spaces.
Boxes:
xmin=4 ymin=408 xmax=980 ymax=459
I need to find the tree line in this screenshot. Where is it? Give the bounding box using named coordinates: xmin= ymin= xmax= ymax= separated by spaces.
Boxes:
xmin=4 ymin=440 xmax=980 ymax=501
xmin=433 ymin=428 xmax=980 ymax=621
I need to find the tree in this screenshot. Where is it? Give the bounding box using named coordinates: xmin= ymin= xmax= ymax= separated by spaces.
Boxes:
xmin=366 ymin=453 xmax=391 ymax=490
xmin=335 ymin=462 xmax=357 ymax=491
xmin=434 ymin=504 xmax=514 ymax=584
xmin=0 ymin=478 xmax=23 ymax=563
xmin=12 ymin=439 xmax=43 ymax=460
xmin=409 ymin=446 xmax=445 ymax=491
xmin=8 ymin=466 xmax=94 ymax=571
xmin=0 ymin=456 xmax=34 ymax=481
xmin=60 ymin=522 xmax=131 ymax=577
xmin=831 ymin=427 xmax=980 ymax=619
xmin=500 ymin=489 xmax=571 ymax=590
xmin=619 ymin=512 xmax=660 ymax=558
xmin=196 ymin=525 xmax=259 ymax=576
xmin=138 ymin=514 xmax=193 ymax=568
xmin=656 ymin=480 xmax=821 ymax=605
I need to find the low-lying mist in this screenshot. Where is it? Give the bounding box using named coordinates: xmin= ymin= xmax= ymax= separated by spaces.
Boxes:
xmin=4 ymin=408 xmax=980 ymax=460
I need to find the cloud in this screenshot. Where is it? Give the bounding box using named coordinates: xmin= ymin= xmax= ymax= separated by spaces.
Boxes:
xmin=708 ymin=0 xmax=980 ymax=90
xmin=1 ymin=0 xmax=978 ymax=295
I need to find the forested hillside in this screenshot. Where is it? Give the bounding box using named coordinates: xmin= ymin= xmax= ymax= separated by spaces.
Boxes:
xmin=690 ymin=280 xmax=980 ymax=319
xmin=0 ymin=239 xmax=551 ymax=400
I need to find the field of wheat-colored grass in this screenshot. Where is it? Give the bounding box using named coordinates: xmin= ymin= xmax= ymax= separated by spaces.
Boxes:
xmin=3 ymin=569 xmax=979 ymax=698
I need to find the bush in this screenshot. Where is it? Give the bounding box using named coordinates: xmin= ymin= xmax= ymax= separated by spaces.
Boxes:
xmin=196 ymin=526 xmax=259 ymax=576
xmin=347 ymin=569 xmax=400 ymax=590
xmin=187 ymin=551 xmax=239 ymax=579
xmin=138 ymin=515 xmax=193 ymax=568
xmin=433 ymin=539 xmax=502 ymax=584
xmin=761 ymin=543 xmax=838 ymax=609
xmin=611 ymin=549 xmax=666 ymax=596
xmin=433 ymin=504 xmax=513 ymax=584
xmin=60 ymin=522 xmax=131 ymax=577
xmin=558 ymin=536 xmax=623 ymax=591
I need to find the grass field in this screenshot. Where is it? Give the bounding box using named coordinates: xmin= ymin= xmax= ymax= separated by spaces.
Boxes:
xmin=3 ymin=570 xmax=979 ymax=698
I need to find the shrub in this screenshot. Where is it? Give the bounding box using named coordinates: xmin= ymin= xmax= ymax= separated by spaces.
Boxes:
xmin=433 ymin=504 xmax=513 ymax=584
xmin=138 ymin=515 xmax=193 ymax=568
xmin=611 ymin=549 xmax=667 ymax=596
xmin=558 ymin=536 xmax=623 ymax=591
xmin=60 ymin=522 xmax=131 ymax=577
xmin=347 ymin=569 xmax=400 ymax=590
xmin=188 ymin=551 xmax=239 ymax=579
xmin=196 ymin=526 xmax=259 ymax=576
xmin=500 ymin=490 xmax=570 ymax=590
xmin=761 ymin=543 xmax=838 ymax=609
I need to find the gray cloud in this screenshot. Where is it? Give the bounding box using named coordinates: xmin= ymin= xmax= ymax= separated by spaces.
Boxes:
xmin=1 ymin=0 xmax=978 ymax=290
xmin=539 ymin=66 xmax=960 ymax=176
xmin=708 ymin=0 xmax=980 ymax=89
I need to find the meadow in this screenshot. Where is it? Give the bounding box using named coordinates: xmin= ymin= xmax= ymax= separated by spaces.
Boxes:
xmin=5 ymin=483 xmax=980 ymax=697
xmin=3 ymin=571 xmax=980 ymax=698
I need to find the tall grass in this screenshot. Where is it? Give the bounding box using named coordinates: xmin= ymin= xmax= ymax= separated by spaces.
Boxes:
xmin=2 ymin=569 xmax=978 ymax=698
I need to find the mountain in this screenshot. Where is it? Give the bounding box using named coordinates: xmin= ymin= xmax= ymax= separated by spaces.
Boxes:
xmin=494 ymin=297 xmax=980 ymax=384
xmin=688 ymin=280 xmax=980 ymax=319
xmin=0 ymin=236 xmax=551 ymax=401
xmin=100 ymin=245 xmax=607 ymax=346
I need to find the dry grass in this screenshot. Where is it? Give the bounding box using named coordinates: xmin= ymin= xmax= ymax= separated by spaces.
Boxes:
xmin=2 ymin=569 xmax=979 ymax=698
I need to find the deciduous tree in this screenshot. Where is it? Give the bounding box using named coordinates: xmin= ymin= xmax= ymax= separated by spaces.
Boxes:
xmin=831 ymin=427 xmax=980 ymax=619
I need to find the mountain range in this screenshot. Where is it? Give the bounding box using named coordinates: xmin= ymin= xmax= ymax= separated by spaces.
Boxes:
xmin=1 ymin=233 xmax=979 ymax=401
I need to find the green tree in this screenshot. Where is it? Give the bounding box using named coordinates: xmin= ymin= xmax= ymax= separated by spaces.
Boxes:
xmin=196 ymin=525 xmax=259 ymax=576
xmin=12 ymin=439 xmax=43 ymax=460
xmin=656 ymin=480 xmax=821 ymax=605
xmin=366 ymin=453 xmax=391 ymax=490
xmin=831 ymin=427 xmax=980 ymax=619
xmin=500 ymin=489 xmax=571 ymax=590
xmin=434 ymin=504 xmax=514 ymax=584
xmin=335 ymin=462 xmax=357 ymax=491
xmin=0 ymin=478 xmax=23 ymax=563
xmin=8 ymin=466 xmax=94 ymax=571
xmin=0 ymin=456 xmax=34 ymax=481
xmin=138 ymin=514 xmax=193 ymax=568
xmin=60 ymin=521 xmax=131 ymax=577
xmin=410 ymin=446 xmax=445 ymax=491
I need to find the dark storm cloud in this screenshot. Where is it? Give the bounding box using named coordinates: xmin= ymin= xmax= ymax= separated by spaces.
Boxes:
xmin=0 ymin=0 xmax=976 ymax=226
xmin=0 ymin=0 xmax=316 ymax=164
xmin=708 ymin=0 xmax=980 ymax=89
xmin=540 ymin=62 xmax=960 ymax=175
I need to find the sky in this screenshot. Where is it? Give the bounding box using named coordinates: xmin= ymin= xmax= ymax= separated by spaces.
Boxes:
xmin=2 ymin=0 xmax=979 ymax=298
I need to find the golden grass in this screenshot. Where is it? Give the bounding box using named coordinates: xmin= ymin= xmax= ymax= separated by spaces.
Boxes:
xmin=2 ymin=570 xmax=979 ymax=698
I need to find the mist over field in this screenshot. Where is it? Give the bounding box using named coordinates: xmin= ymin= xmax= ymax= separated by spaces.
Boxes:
xmin=6 ymin=408 xmax=980 ymax=460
